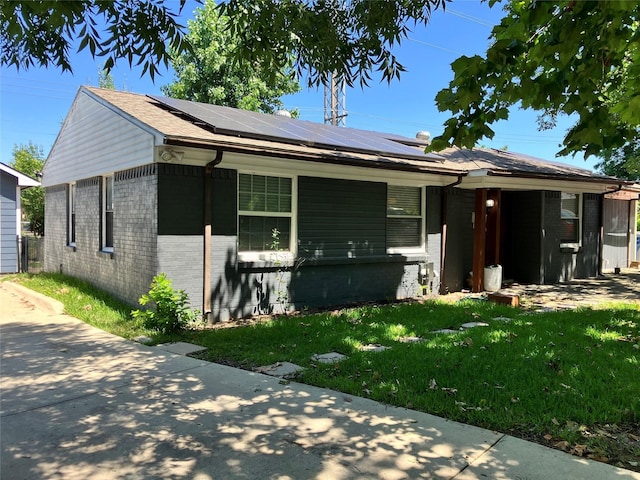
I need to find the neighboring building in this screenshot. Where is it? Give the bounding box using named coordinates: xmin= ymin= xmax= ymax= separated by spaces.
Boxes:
xmin=601 ymin=185 xmax=640 ymax=271
xmin=0 ymin=163 xmax=40 ymax=273
xmin=42 ymin=87 xmax=634 ymax=321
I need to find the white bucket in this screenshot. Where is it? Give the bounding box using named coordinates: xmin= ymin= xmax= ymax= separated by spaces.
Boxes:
xmin=484 ymin=264 xmax=502 ymax=292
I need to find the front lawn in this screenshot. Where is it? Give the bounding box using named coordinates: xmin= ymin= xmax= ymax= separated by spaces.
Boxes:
xmin=8 ymin=273 xmax=640 ymax=471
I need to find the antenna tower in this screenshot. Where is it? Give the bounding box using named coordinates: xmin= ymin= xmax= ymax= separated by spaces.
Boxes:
xmin=324 ymin=73 xmax=347 ymax=126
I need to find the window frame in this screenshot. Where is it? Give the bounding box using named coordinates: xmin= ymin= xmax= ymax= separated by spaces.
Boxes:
xmin=67 ymin=182 xmax=76 ymax=247
xmin=386 ymin=184 xmax=426 ymax=254
xmin=101 ymin=175 xmax=114 ymax=252
xmin=560 ymin=192 xmax=582 ymax=248
xmin=237 ymin=172 xmax=297 ymax=262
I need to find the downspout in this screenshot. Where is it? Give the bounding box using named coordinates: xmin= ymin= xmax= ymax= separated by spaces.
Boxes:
xmin=439 ymin=174 xmax=464 ymax=294
xmin=599 ymin=184 xmax=624 ymax=276
xmin=203 ymin=150 xmax=224 ymax=325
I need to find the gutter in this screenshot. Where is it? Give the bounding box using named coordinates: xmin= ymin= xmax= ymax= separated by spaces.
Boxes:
xmin=439 ymin=174 xmax=465 ymax=294
xmin=162 ymin=136 xmax=463 ymax=178
xmin=203 ymin=150 xmax=224 ymax=325
xmin=479 ymin=169 xmax=634 ymax=186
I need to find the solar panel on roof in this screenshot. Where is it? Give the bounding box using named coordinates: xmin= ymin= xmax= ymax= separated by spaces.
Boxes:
xmin=148 ymin=95 xmax=441 ymax=162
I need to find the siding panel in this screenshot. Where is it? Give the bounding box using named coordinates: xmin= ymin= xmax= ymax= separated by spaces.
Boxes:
xmin=602 ymin=198 xmax=629 ymax=271
xmin=43 ymin=92 xmax=155 ymax=187
xmin=0 ymin=171 xmax=18 ymax=273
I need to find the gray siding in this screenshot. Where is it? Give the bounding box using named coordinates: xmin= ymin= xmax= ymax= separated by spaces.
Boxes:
xmin=42 ymin=91 xmax=156 ymax=187
xmin=1 ymin=171 xmax=18 ymax=273
xmin=602 ymin=198 xmax=629 ymax=270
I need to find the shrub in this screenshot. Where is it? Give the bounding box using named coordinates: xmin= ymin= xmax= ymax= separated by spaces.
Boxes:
xmin=132 ymin=273 xmax=200 ymax=334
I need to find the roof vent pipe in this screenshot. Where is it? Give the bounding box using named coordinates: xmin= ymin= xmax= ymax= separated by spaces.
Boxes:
xmin=416 ymin=131 xmax=431 ymax=142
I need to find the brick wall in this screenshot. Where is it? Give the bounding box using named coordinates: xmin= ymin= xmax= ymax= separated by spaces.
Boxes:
xmin=44 ymin=165 xmax=158 ymax=307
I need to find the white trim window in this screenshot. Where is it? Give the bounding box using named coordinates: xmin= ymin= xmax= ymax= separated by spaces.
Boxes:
xmin=102 ymin=175 xmax=114 ymax=251
xmin=238 ymin=173 xmax=294 ymax=257
xmin=560 ymin=192 xmax=582 ymax=246
xmin=387 ymin=185 xmax=424 ymax=252
xmin=68 ymin=182 xmax=76 ymax=246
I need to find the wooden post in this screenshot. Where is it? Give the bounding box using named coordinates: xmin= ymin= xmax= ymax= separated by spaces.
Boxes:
xmin=203 ymin=151 xmax=223 ymax=326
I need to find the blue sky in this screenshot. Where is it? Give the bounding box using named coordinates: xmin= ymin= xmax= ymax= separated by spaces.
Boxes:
xmin=0 ymin=1 xmax=599 ymax=171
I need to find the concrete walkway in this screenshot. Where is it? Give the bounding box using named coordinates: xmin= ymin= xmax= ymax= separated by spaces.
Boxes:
xmin=1 ymin=282 xmax=638 ymax=480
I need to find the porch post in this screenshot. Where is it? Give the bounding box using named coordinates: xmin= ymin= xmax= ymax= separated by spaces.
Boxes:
xmin=472 ymin=189 xmax=487 ymax=292
xmin=203 ymin=150 xmax=223 ymax=326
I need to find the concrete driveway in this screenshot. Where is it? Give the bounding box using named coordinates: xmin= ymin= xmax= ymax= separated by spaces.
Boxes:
xmin=1 ymin=282 xmax=638 ymax=480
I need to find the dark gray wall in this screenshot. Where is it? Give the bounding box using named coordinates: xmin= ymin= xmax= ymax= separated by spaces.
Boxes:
xmin=157 ymin=165 xmax=237 ymax=236
xmin=155 ymin=169 xmax=429 ymax=320
xmin=542 ymin=191 xmax=600 ymax=282
xmin=503 ymin=190 xmax=543 ymax=284
xmin=1 ymin=171 xmax=18 ymax=273
xmin=541 ymin=190 xmax=565 ymax=283
xmin=297 ymin=176 xmax=386 ymax=258
xmin=502 ymin=190 xmax=600 ymax=285
xmin=577 ymin=193 xmax=601 ymax=277
xmin=442 ymin=188 xmax=475 ymax=292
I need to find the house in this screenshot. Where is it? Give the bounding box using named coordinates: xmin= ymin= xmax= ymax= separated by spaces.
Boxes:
xmin=42 ymin=87 xmax=636 ymax=321
xmin=0 ymin=163 xmax=40 ymax=273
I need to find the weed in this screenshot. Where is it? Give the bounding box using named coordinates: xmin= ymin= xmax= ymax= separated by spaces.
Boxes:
xmin=132 ymin=273 xmax=201 ymax=334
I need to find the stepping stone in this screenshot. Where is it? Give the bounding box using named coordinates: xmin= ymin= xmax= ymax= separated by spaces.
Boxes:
xmin=535 ymin=307 xmax=556 ymax=314
xmin=557 ymin=304 xmax=578 ymax=310
xmin=431 ymin=329 xmax=459 ymax=335
xmin=133 ymin=335 xmax=153 ymax=344
xmin=255 ymin=361 xmax=304 ymax=378
xmin=311 ymin=352 xmax=347 ymax=364
xmin=492 ymin=316 xmax=512 ymax=323
xmin=398 ymin=336 xmax=423 ymax=343
xmin=460 ymin=322 xmax=489 ymax=329
xmin=359 ymin=344 xmax=390 ymax=352
xmin=155 ymin=342 xmax=207 ymax=356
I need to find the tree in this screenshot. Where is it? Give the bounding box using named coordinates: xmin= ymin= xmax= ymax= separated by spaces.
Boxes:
xmin=10 ymin=143 xmax=45 ymax=236
xmin=0 ymin=0 xmax=190 ymax=80
xmin=219 ymin=0 xmax=447 ymax=88
xmin=595 ymin=142 xmax=640 ymax=181
xmin=98 ymin=65 xmax=115 ymax=90
xmin=162 ymin=0 xmax=300 ymax=114
xmin=429 ymin=1 xmax=640 ymax=159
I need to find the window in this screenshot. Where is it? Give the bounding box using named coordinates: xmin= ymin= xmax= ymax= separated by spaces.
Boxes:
xmin=560 ymin=192 xmax=581 ymax=245
xmin=102 ymin=175 xmax=114 ymax=251
xmin=67 ymin=183 xmax=76 ymax=245
xmin=238 ymin=173 xmax=293 ymax=253
xmin=387 ymin=185 xmax=423 ymax=250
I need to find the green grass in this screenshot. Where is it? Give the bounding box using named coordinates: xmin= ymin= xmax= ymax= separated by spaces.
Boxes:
xmin=4 ymin=273 xmax=146 ymax=339
xmin=7 ymin=272 xmax=640 ymax=467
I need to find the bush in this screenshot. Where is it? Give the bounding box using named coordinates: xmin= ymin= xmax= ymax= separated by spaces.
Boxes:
xmin=132 ymin=273 xmax=200 ymax=334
